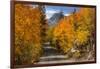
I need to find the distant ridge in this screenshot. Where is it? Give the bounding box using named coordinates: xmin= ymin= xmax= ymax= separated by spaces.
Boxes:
xmin=48 ymin=11 xmax=64 ymax=26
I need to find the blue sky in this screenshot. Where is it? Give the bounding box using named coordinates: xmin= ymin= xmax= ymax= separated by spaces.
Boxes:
xmin=45 ymin=5 xmax=79 ymax=19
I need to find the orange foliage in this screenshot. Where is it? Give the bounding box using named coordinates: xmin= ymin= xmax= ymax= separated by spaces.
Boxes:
xmin=52 ymin=7 xmax=95 ymax=54
xmin=53 ymin=16 xmax=74 ymax=53
xmin=15 ymin=4 xmax=46 ymax=65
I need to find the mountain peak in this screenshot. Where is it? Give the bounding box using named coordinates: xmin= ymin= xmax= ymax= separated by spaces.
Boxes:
xmin=48 ymin=12 xmax=64 ymax=26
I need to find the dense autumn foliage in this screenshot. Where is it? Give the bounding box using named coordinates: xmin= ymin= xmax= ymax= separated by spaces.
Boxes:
xmin=74 ymin=8 xmax=95 ymax=45
xmin=52 ymin=16 xmax=74 ymax=53
xmin=15 ymin=4 xmax=46 ymax=65
xmin=50 ymin=8 xmax=95 ymax=59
